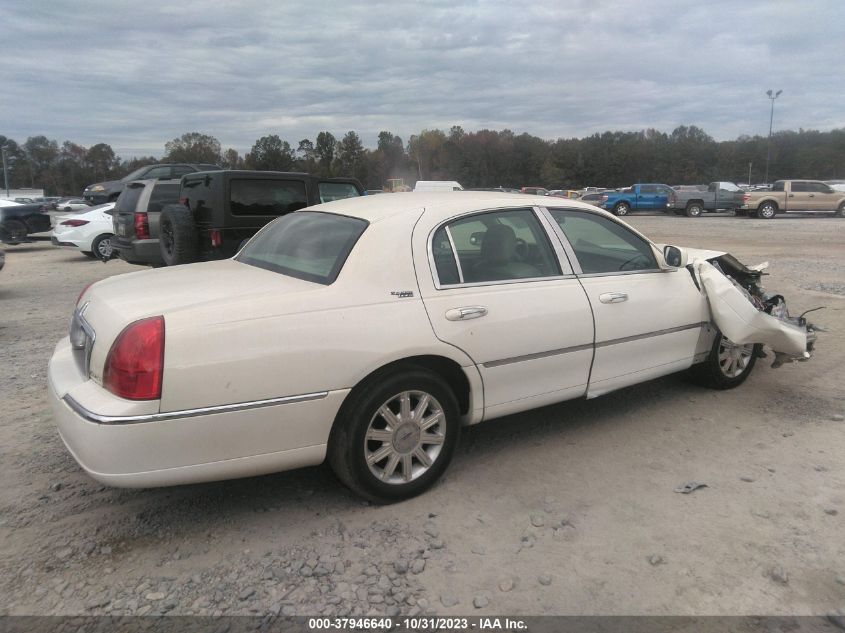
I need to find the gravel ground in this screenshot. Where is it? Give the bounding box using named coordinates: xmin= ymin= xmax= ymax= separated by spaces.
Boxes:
xmin=1 ymin=213 xmax=843 ymax=617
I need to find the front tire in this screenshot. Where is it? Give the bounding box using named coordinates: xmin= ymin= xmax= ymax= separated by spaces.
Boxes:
xmin=613 ymin=202 xmax=630 ymax=216
xmin=328 ymin=368 xmax=460 ymax=503
xmin=835 ymin=203 xmax=845 ymax=218
xmin=757 ymin=201 xmax=777 ymax=219
xmin=687 ymin=333 xmax=760 ymax=390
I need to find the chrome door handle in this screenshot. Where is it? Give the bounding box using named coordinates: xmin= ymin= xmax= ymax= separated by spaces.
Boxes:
xmin=599 ymin=292 xmax=628 ymax=304
xmin=445 ymin=306 xmax=488 ymax=321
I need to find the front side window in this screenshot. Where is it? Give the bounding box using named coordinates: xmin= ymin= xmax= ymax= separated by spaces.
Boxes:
xmin=237 ymin=212 xmax=367 ymax=285
xmin=807 ymin=181 xmax=832 ymax=193
xmin=549 ymin=209 xmax=657 ymax=274
xmin=144 ymin=166 xmax=172 ymax=179
xmin=433 ymin=208 xmax=560 ymax=285
xmin=318 ymin=182 xmax=361 ymax=203
xmin=229 ymin=179 xmax=308 ymax=216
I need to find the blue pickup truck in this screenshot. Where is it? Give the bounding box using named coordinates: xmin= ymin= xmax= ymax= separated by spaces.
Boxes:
xmin=600 ymin=184 xmax=674 ymax=216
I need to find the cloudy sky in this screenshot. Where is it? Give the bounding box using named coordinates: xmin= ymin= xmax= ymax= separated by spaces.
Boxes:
xmin=3 ymin=0 xmax=844 ymax=158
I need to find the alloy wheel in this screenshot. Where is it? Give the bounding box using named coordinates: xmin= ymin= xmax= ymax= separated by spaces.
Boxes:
xmin=364 ymin=390 xmax=446 ymax=484
xmin=718 ymin=337 xmax=754 ymax=378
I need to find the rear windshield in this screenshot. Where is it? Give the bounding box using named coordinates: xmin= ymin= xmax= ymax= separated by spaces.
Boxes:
xmin=229 ymin=179 xmax=308 ymax=216
xmin=148 ymin=183 xmax=180 ymax=212
xmin=115 ymin=184 xmax=145 ymax=213
xmin=237 ymin=212 xmax=368 ymax=285
xmin=318 ymin=182 xmax=361 ymax=203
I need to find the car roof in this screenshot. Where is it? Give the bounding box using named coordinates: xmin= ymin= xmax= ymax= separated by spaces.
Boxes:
xmin=309 ymin=191 xmax=614 ymax=224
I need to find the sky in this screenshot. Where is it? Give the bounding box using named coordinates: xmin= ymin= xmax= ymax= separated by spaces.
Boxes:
xmin=3 ymin=0 xmax=844 ymax=158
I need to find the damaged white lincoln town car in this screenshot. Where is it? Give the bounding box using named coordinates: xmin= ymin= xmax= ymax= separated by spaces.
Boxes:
xmin=47 ymin=193 xmax=818 ymax=502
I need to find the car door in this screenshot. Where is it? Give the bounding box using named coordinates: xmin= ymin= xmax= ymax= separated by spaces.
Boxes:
xmin=787 ymin=181 xmax=812 ymax=210
xmin=542 ymin=207 xmax=710 ymax=398
xmin=806 ymin=181 xmax=837 ymax=211
xmin=415 ymin=206 xmax=595 ymax=420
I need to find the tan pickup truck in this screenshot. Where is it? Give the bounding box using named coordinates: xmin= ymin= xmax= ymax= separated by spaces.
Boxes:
xmin=739 ymin=180 xmax=845 ymax=218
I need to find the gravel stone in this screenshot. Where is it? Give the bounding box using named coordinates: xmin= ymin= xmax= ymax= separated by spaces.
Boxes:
xmin=471 ymin=544 xmax=486 ymax=555
xmin=473 ymin=595 xmax=489 ymax=608
xmin=394 ymin=561 xmax=408 ymax=574
xmin=239 ymin=588 xmax=255 ymax=601
xmin=530 ymin=514 xmax=545 ymax=527
xmin=768 ymin=566 xmax=789 ymax=585
xmin=824 ymin=508 xmax=838 ymax=516
xmin=411 ymin=559 xmax=426 ymax=574
xmin=832 ymin=414 xmax=844 ymax=422
xmin=498 ymin=577 xmax=515 ymax=592
xmin=145 ymin=592 xmax=165 ymax=601
xmin=538 ymin=574 xmax=552 ymax=586
xmin=424 ymin=523 xmax=440 ymax=539
xmin=440 ymin=594 xmax=459 ymax=607
xmin=740 ymin=476 xmax=756 ymax=483
xmin=647 ymin=554 xmax=665 ymax=566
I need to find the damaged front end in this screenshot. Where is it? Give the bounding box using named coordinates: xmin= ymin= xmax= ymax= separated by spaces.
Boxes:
xmin=692 ymin=253 xmax=819 ymax=368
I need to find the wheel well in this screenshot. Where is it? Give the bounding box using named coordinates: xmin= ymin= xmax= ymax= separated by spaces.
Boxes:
xmin=615 ymin=200 xmax=628 ymax=207
xmin=348 ymin=355 xmax=472 ymax=416
xmin=686 ymin=199 xmax=703 ymax=207
xmin=758 ymin=200 xmax=778 ymax=210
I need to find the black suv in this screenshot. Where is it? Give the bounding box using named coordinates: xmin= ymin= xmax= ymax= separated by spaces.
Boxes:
xmin=83 ymin=163 xmax=221 ymax=205
xmin=110 ymin=179 xmax=181 ymax=266
xmin=157 ymin=170 xmax=363 ymax=266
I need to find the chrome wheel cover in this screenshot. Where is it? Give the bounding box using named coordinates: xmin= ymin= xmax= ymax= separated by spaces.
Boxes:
xmin=364 ymin=390 xmax=445 ymax=485
xmin=96 ymin=236 xmax=112 ymax=258
xmin=718 ymin=337 xmax=754 ymax=378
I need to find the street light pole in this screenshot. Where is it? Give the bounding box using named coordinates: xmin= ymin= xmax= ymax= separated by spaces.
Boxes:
xmin=1 ymin=145 xmax=10 ymax=198
xmin=764 ymin=89 xmax=782 ymax=184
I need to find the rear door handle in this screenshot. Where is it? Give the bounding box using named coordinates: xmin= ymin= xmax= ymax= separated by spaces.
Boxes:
xmin=445 ymin=306 xmax=488 ymax=321
xmin=599 ymin=292 xmax=628 ymax=304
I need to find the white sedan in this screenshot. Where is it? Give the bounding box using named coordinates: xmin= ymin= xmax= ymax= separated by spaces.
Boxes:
xmin=51 ymin=203 xmax=116 ymax=259
xmin=47 ymin=193 xmax=815 ymax=502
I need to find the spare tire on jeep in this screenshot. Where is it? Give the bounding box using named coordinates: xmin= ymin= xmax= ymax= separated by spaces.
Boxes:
xmin=159 ymin=204 xmax=198 ymax=266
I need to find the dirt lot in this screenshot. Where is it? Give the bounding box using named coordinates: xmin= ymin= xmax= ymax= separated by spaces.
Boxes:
xmin=1 ymin=214 xmax=843 ymax=617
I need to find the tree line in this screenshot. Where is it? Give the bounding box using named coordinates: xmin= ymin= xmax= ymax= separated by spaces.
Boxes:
xmin=2 ymin=126 xmax=844 ymax=196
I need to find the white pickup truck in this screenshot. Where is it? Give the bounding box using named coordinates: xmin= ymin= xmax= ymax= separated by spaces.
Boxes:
xmin=738 ymin=179 xmax=845 ymax=218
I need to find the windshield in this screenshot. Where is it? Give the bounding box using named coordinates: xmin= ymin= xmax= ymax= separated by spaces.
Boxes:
xmin=237 ymin=211 xmax=368 ymax=285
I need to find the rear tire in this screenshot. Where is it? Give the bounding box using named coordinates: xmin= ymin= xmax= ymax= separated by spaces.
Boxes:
xmin=835 ymin=203 xmax=845 ymax=218
xmin=687 ymin=332 xmax=760 ymax=390
xmin=1 ymin=219 xmax=28 ymax=242
xmin=685 ymin=202 xmax=703 ymax=218
xmin=613 ymin=202 xmax=630 ymax=216
xmin=757 ymin=201 xmax=777 ymax=219
xmin=91 ymin=233 xmax=114 ymax=260
xmin=328 ymin=368 xmax=460 ymax=503
xmin=159 ymin=204 xmax=198 ymax=266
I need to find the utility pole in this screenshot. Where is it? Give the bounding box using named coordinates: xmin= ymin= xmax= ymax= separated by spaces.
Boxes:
xmin=764 ymin=89 xmax=782 ymax=184
xmin=748 ymin=162 xmax=752 ymax=186
xmin=1 ymin=145 xmax=10 ymax=198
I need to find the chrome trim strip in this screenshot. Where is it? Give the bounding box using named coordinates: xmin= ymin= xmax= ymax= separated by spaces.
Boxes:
xmin=444 ymin=225 xmax=464 ymax=284
xmin=62 ymin=391 xmax=330 ymax=425
xmin=481 ymin=322 xmax=707 ymax=369
xmin=533 ymin=205 xmax=574 ymax=275
xmin=596 ymin=322 xmax=707 ymax=348
xmin=436 ymin=273 xmax=579 ymax=290
xmin=483 ymin=343 xmax=593 ymax=368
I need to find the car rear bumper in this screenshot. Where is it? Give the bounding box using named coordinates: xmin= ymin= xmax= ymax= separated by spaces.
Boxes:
xmin=51 ymin=236 xmax=80 ymax=248
xmin=112 ymin=237 xmax=165 ymax=266
xmin=47 ymin=337 xmax=347 ymax=487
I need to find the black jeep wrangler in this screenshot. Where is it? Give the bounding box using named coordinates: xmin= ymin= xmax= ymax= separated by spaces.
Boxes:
xmin=158 ymin=170 xmax=364 ymax=266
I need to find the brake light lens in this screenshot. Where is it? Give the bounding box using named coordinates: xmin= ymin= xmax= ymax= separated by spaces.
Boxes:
xmin=60 ymin=219 xmax=90 ymax=227
xmin=210 ymin=229 xmax=222 ymax=248
xmin=179 ymin=196 xmax=188 ymax=205
xmin=103 ymin=316 xmax=165 ymax=400
xmin=742 ymin=193 xmax=751 ymax=202
xmin=134 ymin=212 xmax=150 ymax=240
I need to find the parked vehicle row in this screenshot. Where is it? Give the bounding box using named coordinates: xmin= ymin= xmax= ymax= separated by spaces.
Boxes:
xmin=738 ymin=180 xmax=845 ymax=218
xmin=83 ymin=163 xmax=222 ymax=205
xmin=51 ymin=203 xmax=116 ymax=259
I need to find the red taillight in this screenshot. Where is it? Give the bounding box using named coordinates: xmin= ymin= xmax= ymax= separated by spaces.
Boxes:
xmin=60 ymin=219 xmax=89 ymax=227
xmin=77 ymin=282 xmax=95 ymax=305
xmin=742 ymin=193 xmax=751 ymax=202
xmin=210 ymin=229 xmax=222 ymax=248
xmin=103 ymin=316 xmax=165 ymax=401
xmin=134 ymin=212 xmax=150 ymax=240
xmin=179 ymin=196 xmax=189 ymax=205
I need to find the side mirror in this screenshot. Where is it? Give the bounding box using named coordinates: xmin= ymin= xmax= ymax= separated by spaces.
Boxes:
xmin=663 ymin=245 xmax=688 ymax=268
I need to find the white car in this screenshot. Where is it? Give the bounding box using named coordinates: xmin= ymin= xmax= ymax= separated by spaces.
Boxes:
xmin=47 ymin=193 xmax=816 ymax=502
xmin=57 ymin=198 xmax=91 ymax=213
xmin=51 ymin=203 xmax=116 ymax=259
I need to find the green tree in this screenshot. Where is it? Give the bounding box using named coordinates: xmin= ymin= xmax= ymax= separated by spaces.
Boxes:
xmin=164 ymin=132 xmax=222 ymax=164
xmin=87 ymin=143 xmax=118 ymax=181
xmin=314 ymin=132 xmax=337 ymax=177
xmin=336 ymin=131 xmax=364 ymax=177
xmin=246 ymin=135 xmax=294 ymax=171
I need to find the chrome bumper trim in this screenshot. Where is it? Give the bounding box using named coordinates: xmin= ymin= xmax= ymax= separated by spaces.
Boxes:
xmin=62 ymin=391 xmax=330 ymax=425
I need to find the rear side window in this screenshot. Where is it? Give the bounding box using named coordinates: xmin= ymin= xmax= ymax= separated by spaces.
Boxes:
xmin=772 ymin=181 xmax=785 ymax=192
xmin=148 ymin=183 xmax=180 ymax=213
xmin=237 ymin=212 xmax=367 ymax=285
xmin=790 ymin=182 xmax=808 ymax=192
xmin=230 ymin=179 xmax=308 ymax=216
xmin=318 ymin=182 xmax=361 ymax=203
xmin=115 ymin=184 xmax=144 ymax=212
